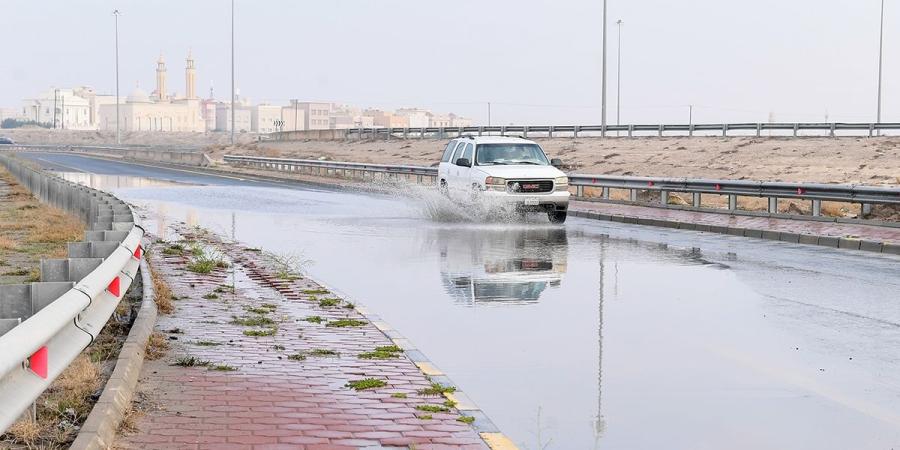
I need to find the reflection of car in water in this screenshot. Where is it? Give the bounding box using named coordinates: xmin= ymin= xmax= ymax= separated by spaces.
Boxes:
xmin=437 ymin=227 xmax=568 ymax=305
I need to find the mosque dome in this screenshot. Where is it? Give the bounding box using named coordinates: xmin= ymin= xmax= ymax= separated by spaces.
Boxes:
xmin=127 ymin=87 xmax=151 ymax=103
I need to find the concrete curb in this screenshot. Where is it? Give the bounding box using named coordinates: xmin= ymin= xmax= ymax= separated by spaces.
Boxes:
xmin=70 ymin=254 xmax=158 ymax=450
xmin=569 ymin=210 xmax=900 ymax=255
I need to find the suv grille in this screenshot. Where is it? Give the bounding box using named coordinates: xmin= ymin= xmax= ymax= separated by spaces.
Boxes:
xmin=507 ymin=179 xmax=553 ymax=193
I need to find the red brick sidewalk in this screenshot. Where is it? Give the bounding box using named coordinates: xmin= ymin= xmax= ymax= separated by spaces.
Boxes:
xmin=117 ymin=226 xmax=488 ymax=450
xmin=571 ymin=200 xmax=900 ymax=251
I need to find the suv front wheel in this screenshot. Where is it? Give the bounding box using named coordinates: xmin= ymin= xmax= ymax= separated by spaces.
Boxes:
xmin=548 ymin=210 xmax=567 ymax=224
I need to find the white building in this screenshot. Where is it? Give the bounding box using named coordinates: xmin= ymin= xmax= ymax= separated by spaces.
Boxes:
xmin=396 ymin=108 xmax=431 ymax=128
xmin=280 ymin=101 xmax=307 ymax=132
xmin=251 ymin=104 xmax=283 ymax=133
xmin=215 ymin=103 xmax=251 ymax=132
xmin=21 ymin=88 xmax=92 ymax=130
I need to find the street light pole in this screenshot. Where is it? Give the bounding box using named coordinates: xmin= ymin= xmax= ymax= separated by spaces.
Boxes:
xmin=876 ymin=0 xmax=885 ymax=132
xmin=689 ymin=104 xmax=693 ymax=127
xmin=616 ymin=19 xmax=623 ymax=132
xmin=230 ymin=0 xmax=235 ymax=145
xmin=113 ymin=10 xmax=121 ymax=144
xmin=601 ymin=0 xmax=608 ymax=137
xmin=487 ymin=102 xmax=491 ymax=127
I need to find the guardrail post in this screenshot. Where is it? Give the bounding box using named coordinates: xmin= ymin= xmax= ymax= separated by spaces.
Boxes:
xmin=869 ymin=123 xmax=875 ymax=137
xmin=812 ymin=199 xmax=821 ymax=216
xmin=660 ymin=190 xmax=668 ymax=206
xmin=658 ymin=125 xmax=664 ymax=137
xmin=548 ymin=126 xmax=554 ymax=138
xmin=728 ymin=195 xmax=737 ymax=211
xmin=523 ymin=126 xmax=528 ymax=138
xmin=861 ymin=203 xmax=872 ymax=218
xmin=576 ymin=185 xmax=584 ymax=198
xmin=627 ymin=125 xmax=634 ymax=137
xmin=692 ymin=193 xmax=701 ymax=207
xmin=768 ymin=197 xmax=778 ymax=213
xmin=722 ymin=124 xmax=727 ymax=137
xmin=478 ymin=126 xmax=484 ymax=136
xmin=756 ymin=123 xmax=762 ymax=137
xmin=829 ymin=123 xmax=836 ymax=137
xmin=689 ymin=124 xmax=695 ymax=137
xmin=602 ymin=125 xmax=607 ymax=138
xmin=602 ymin=187 xmax=610 ymax=200
xmin=403 ymin=128 xmax=409 ymax=139
xmin=629 ymin=189 xmax=637 ymax=202
xmin=573 ymin=125 xmax=579 ymax=138
xmin=501 ymin=126 xmax=506 ymax=136
xmin=793 ymin=123 xmax=799 ymax=137
xmin=438 ymin=127 xmax=444 ymax=139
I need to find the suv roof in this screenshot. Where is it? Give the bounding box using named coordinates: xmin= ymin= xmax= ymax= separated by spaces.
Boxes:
xmin=455 ymin=135 xmax=535 ymax=145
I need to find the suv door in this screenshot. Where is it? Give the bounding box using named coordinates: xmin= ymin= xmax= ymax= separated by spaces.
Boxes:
xmin=450 ymin=143 xmax=474 ymax=200
xmin=438 ymin=140 xmax=457 ymax=189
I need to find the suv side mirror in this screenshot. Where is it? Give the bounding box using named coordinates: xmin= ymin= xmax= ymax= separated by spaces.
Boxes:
xmin=550 ymin=158 xmax=563 ymax=168
xmin=455 ymin=158 xmax=472 ymax=168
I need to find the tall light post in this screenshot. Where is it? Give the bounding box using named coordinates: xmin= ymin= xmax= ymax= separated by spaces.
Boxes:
xmin=487 ymin=102 xmax=492 ymax=127
xmin=230 ymin=0 xmax=235 ymax=145
xmin=876 ymin=0 xmax=885 ymax=133
xmin=113 ymin=9 xmax=121 ymax=144
xmin=601 ymin=0 xmax=608 ymax=137
xmin=616 ymin=19 xmax=623 ymax=132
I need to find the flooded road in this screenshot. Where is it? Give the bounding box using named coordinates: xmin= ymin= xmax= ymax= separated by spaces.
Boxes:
xmin=24 ymin=153 xmax=900 ymax=449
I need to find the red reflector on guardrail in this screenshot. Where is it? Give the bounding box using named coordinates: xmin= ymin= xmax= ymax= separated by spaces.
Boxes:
xmin=715 ymin=184 xmax=721 ymax=191
xmin=108 ymin=276 xmax=120 ymax=297
xmin=648 ymin=181 xmax=654 ymax=187
xmin=29 ymin=346 xmax=48 ymax=379
xmin=797 ymin=188 xmax=806 ymax=195
xmin=133 ymin=245 xmax=142 ymax=260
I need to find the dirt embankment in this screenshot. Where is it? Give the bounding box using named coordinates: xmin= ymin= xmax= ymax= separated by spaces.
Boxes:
xmin=212 ymin=136 xmax=900 ymax=186
xmin=0 ymin=128 xmax=257 ymax=148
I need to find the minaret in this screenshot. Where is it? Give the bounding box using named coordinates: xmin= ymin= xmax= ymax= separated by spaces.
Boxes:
xmin=185 ymin=50 xmax=197 ymax=99
xmin=155 ymin=54 xmax=168 ymax=101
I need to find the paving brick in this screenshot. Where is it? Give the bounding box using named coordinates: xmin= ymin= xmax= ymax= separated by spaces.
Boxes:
xmin=817 ymin=236 xmax=840 ymax=247
xmin=838 ymin=238 xmax=861 ymax=250
xmin=798 ymin=234 xmax=819 ymax=245
xmin=859 ymin=240 xmax=884 ymax=252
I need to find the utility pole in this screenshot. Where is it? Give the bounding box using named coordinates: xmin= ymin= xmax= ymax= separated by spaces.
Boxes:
xmin=601 ymin=0 xmax=608 ymax=137
xmin=53 ymin=89 xmax=58 ymax=129
xmin=689 ymin=105 xmax=693 ymax=127
xmin=113 ymin=10 xmax=121 ymax=144
xmin=876 ymin=0 xmax=885 ymax=134
xmin=487 ymin=102 xmax=491 ymax=127
xmin=616 ymin=19 xmax=623 ymax=135
xmin=230 ymin=0 xmax=235 ymax=145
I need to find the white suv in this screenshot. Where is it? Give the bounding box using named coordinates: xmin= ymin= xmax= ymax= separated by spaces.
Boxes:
xmin=437 ymin=136 xmax=570 ymax=223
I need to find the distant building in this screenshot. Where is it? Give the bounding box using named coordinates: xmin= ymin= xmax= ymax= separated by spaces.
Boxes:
xmin=449 ymin=113 xmax=472 ymax=128
xmin=215 ymin=103 xmax=251 ymax=132
xmin=396 ymin=108 xmax=430 ymax=128
xmin=428 ymin=112 xmax=452 ymax=128
xmin=287 ymin=102 xmax=332 ymax=130
xmin=251 ymin=104 xmax=282 ymax=133
xmin=280 ymin=101 xmax=306 ymax=132
xmin=97 ymin=52 xmax=205 ymax=132
xmin=365 ymin=109 xmax=408 ymax=128
xmin=21 ymin=88 xmax=92 ymax=130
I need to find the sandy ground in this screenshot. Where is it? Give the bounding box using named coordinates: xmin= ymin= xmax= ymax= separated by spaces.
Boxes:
xmin=213 ymin=136 xmax=900 ymax=185
xmin=4 ymin=129 xmax=899 ymax=185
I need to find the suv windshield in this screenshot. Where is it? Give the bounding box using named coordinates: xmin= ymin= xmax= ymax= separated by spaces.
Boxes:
xmin=475 ymin=143 xmax=550 ymax=166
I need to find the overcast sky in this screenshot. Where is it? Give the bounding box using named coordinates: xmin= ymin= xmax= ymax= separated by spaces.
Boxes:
xmin=0 ymin=0 xmax=895 ymax=125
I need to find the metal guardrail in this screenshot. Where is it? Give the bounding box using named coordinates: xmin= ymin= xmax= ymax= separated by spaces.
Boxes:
xmin=334 ymin=122 xmax=900 ymax=139
xmin=223 ymin=154 xmax=900 ymax=218
xmin=0 ymin=154 xmax=144 ymax=433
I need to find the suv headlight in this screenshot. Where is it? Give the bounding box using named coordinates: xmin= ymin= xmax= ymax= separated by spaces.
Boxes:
xmin=485 ymin=177 xmax=507 ymax=190
xmin=555 ymin=176 xmax=569 ymax=192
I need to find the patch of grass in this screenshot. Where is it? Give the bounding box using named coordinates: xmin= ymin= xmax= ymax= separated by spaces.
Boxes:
xmin=193 ymin=340 xmax=221 ymax=347
xmin=415 ymin=404 xmax=450 ymax=413
xmin=186 ymin=259 xmax=216 ymax=274
xmin=245 ymin=304 xmax=277 ymax=314
xmin=3 ymin=267 xmax=29 ymax=276
xmin=265 ymin=251 xmax=311 ymax=280
xmin=417 ymin=382 xmax=456 ymax=396
xmin=230 ymin=315 xmax=275 ymax=326
xmin=243 ymin=327 xmax=278 ymax=337
xmin=325 ymin=319 xmax=367 ymax=328
xmin=162 ymin=243 xmax=184 ymax=255
xmin=358 ymin=345 xmax=404 ymax=360
xmin=390 ymin=393 xmax=408 ymax=399
xmin=209 ymin=364 xmax=237 ymax=372
xmin=346 ymin=378 xmax=387 ymax=391
xmin=287 ymin=353 xmax=306 ymax=361
xmin=171 ymin=356 xmax=210 ymax=367
xmin=443 ymin=399 xmax=457 ymax=408
xmin=318 ymin=298 xmax=340 ymax=307
xmin=457 ymin=415 xmax=475 ymax=424
xmin=145 ymin=332 xmax=169 ymax=360
xmin=308 ymin=349 xmax=340 ymax=357
xmin=344 ymin=302 xmax=355 ymax=309
xmin=0 ymin=236 xmax=19 ymax=251
xmin=302 ymin=288 xmax=329 ymax=295
xmin=417 ymin=414 xmax=433 ymax=420
xmin=303 ymin=316 xmax=324 ymax=324
xmin=23 ymin=267 xmax=41 ymax=282
xmin=202 ymin=293 xmax=219 ymax=300
xmin=149 ymin=264 xmax=174 ymax=314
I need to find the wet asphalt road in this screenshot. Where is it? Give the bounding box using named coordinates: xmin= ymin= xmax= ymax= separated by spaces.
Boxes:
xmin=21 ymin=153 xmax=900 ymax=449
